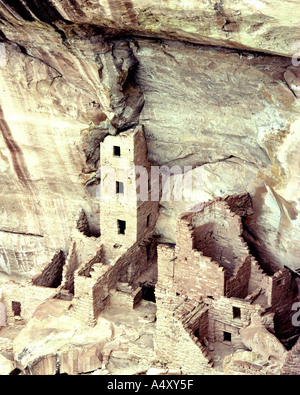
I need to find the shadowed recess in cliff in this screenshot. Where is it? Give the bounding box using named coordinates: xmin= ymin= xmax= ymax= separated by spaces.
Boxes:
xmin=0 ymin=0 xmax=34 ymax=21
xmin=22 ymin=0 xmax=64 ymax=23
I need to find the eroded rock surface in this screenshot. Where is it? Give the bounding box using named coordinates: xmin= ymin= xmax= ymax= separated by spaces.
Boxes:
xmin=0 ymin=0 xmax=299 ymax=376
xmin=1 ymin=0 xmax=299 ymax=56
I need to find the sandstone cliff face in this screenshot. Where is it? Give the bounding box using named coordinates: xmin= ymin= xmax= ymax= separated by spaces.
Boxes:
xmin=0 ymin=1 xmax=299 ymax=279
xmin=3 ymin=0 xmax=300 ymax=56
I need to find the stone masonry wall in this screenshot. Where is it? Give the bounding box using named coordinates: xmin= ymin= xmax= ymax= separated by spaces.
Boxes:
xmin=72 ymin=240 xmax=153 ymax=324
xmin=191 ymin=200 xmax=250 ymax=280
xmin=62 ymin=241 xmax=79 ymax=294
xmin=155 ymin=244 xmax=178 ymax=364
xmin=248 ymin=258 xmax=270 ymax=295
xmin=269 ymin=269 xmax=298 ymax=339
xmin=174 ymin=219 xmax=225 ymax=300
xmin=0 ymin=280 xmax=55 ymax=324
xmin=155 ymin=244 xmax=215 ymax=374
xmin=100 ymin=127 xmax=158 ymax=253
xmin=281 ymin=337 xmax=300 ymax=375
xmin=32 ymin=250 xmax=65 ymax=288
xmin=225 ymin=254 xmax=252 ymax=299
xmin=208 ymin=296 xmax=265 ymax=347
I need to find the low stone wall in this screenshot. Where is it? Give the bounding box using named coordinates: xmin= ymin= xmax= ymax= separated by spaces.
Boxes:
xmin=0 ymin=280 xmax=55 ymax=325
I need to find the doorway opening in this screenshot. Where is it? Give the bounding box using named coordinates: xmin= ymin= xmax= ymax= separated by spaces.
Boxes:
xmin=12 ymin=301 xmax=21 ymax=317
xmin=142 ymin=284 xmax=156 ymax=303
xmin=223 ymin=331 xmax=232 ymax=343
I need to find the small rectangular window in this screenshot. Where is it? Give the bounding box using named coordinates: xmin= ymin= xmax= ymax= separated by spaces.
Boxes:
xmin=223 ymin=331 xmax=231 ymax=343
xmin=233 ymin=306 xmax=241 ymax=319
xmin=117 ymin=220 xmax=126 ymax=235
xmin=113 ymin=146 xmax=121 ymax=157
xmin=146 ymin=214 xmax=151 ymax=228
xmin=12 ymin=301 xmax=21 ymax=317
xmin=116 ymin=181 xmax=124 ymax=194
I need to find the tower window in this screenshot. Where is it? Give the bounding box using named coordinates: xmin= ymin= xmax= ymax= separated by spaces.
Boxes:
xmin=113 ymin=146 xmax=121 ymax=157
xmin=146 ymin=214 xmax=151 ymax=228
xmin=233 ymin=306 xmax=241 ymax=319
xmin=142 ymin=285 xmax=156 ymax=303
xmin=12 ymin=301 xmax=21 ymax=317
xmin=117 ymin=220 xmax=126 ymax=235
xmin=116 ymin=181 xmax=124 ymax=194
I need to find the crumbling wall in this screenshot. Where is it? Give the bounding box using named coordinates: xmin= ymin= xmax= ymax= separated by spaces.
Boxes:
xmin=72 ymin=246 xmax=108 ymax=325
xmin=92 ymin=241 xmax=151 ymax=318
xmin=281 ymin=337 xmax=300 ymax=375
xmin=208 ymin=296 xmax=265 ymax=348
xmin=32 ymin=251 xmax=65 ymax=288
xmin=72 ymin=239 xmax=153 ymax=325
xmin=62 ymin=241 xmax=79 ymax=294
xmin=174 ymin=249 xmax=225 ymax=301
xmin=155 ymin=245 xmax=214 ymax=374
xmin=185 ymin=199 xmax=251 ymax=283
xmin=155 ymin=244 xmax=177 ymax=363
xmin=225 ymin=255 xmax=252 ymax=299
xmin=77 ymin=246 xmax=105 ymax=277
xmin=109 ymin=283 xmax=142 ymax=309
xmin=269 ymin=269 xmax=298 ymax=339
xmin=174 ymin=218 xmax=225 ymax=300
xmin=172 ymin=315 xmax=215 ymax=375
xmin=76 ymin=209 xmax=92 ymax=237
xmin=248 ymin=258 xmax=270 ymax=295
xmin=0 ymin=281 xmax=55 ymax=324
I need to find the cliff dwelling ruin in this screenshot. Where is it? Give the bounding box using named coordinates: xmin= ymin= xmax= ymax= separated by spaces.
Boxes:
xmin=0 ymin=126 xmax=299 ymax=375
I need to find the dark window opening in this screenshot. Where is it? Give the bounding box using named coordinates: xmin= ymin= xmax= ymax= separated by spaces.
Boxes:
xmin=142 ymin=285 xmax=156 ymax=303
xmin=207 ymin=296 xmax=214 ymax=300
xmin=113 ymin=146 xmax=121 ymax=157
xmin=223 ymin=331 xmax=231 ymax=342
xmin=116 ymin=181 xmax=124 ymax=194
xmin=12 ymin=301 xmax=21 ymax=317
xmin=117 ymin=220 xmax=126 ymax=235
xmin=233 ymin=306 xmax=241 ymax=319
xmin=146 ymin=214 xmax=151 ymax=228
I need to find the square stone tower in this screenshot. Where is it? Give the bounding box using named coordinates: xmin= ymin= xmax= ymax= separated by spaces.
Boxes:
xmin=99 ymin=126 xmax=159 ymax=253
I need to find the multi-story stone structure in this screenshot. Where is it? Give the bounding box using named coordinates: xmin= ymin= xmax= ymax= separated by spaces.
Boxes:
xmin=69 ymin=126 xmax=159 ymax=326
xmin=0 ymin=125 xmax=299 ymax=375
xmin=155 ymin=195 xmax=299 ymax=374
